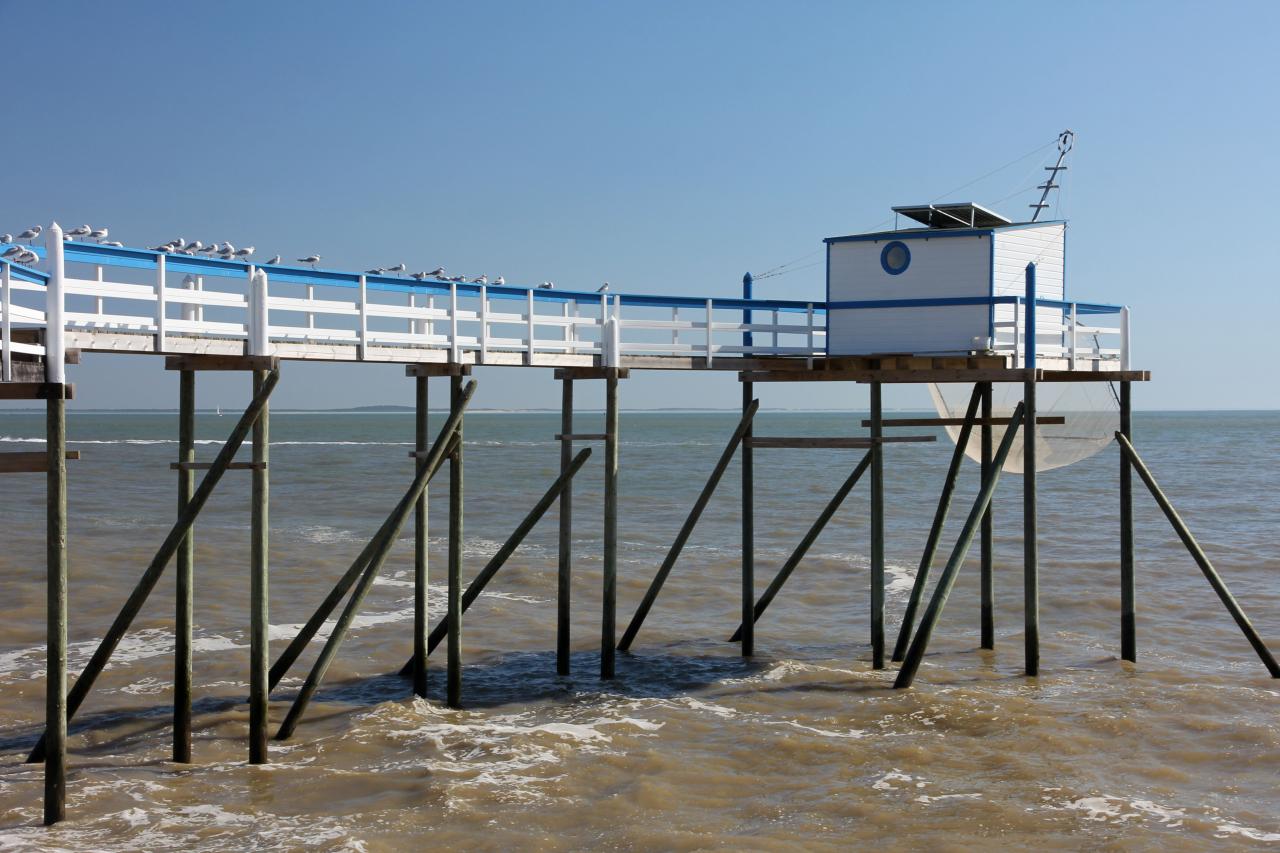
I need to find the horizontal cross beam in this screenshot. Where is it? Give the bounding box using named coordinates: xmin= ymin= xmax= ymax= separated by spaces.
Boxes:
xmin=169 ymin=461 xmax=265 ymax=471
xmin=859 ymin=416 xmax=1066 ymax=428
xmin=0 ymin=450 xmax=80 ymax=473
xmin=747 ymin=436 xmax=935 ymax=449
xmin=164 ymin=354 xmax=280 ymax=372
xmin=0 ymin=382 xmax=74 ymax=400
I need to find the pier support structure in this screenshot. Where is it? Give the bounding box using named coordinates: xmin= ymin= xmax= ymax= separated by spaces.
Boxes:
xmin=741 ymin=379 xmax=755 ymax=657
xmin=869 ymin=381 xmax=885 ymax=669
xmin=1119 ymin=380 xmax=1135 ymax=661
xmin=980 ymin=381 xmax=995 ymax=650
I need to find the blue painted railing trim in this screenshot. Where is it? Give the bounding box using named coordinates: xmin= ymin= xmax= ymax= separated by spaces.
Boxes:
xmin=828 ymin=295 xmax=1122 ymax=313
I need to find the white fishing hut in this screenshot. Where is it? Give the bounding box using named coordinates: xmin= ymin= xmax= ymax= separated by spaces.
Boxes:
xmin=824 ymin=203 xmax=1066 ymax=356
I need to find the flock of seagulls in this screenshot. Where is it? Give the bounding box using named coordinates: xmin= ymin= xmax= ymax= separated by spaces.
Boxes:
xmin=2 ymin=223 xmax=617 ymax=293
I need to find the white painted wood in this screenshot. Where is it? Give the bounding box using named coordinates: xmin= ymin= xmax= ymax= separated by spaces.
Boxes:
xmin=1120 ymin=306 xmax=1130 ymax=370
xmin=449 ymin=283 xmax=459 ymax=363
xmin=526 ymin=289 xmax=536 ymax=365
xmin=480 ymin=285 xmax=490 ymax=363
xmin=45 ymin=223 xmax=66 ymax=383
xmin=1068 ymin=303 xmax=1077 ymax=369
xmin=94 ymin=265 xmax=104 ymax=316
xmin=1 ymin=262 xmax=10 ymax=381
xmin=358 ymin=274 xmax=368 ymax=359
xmin=155 ymin=252 xmax=166 ymax=352
xmin=705 ymin=298 xmax=714 ymax=367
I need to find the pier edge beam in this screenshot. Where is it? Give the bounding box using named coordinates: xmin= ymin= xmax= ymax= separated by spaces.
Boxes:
xmin=557 ymin=377 xmax=573 ymax=675
xmin=741 ymin=380 xmax=754 ymax=657
xmin=1023 ymin=378 xmax=1039 ymax=677
xmin=412 ymin=374 xmax=429 ymax=696
xmin=601 ymin=368 xmax=620 ymax=679
xmin=1119 ymin=380 xmax=1135 ymax=662
xmin=44 ymin=384 xmax=68 ymax=826
xmin=869 ymin=381 xmax=885 ymax=669
xmin=980 ymin=381 xmax=995 ymax=650
xmin=447 ymin=374 xmax=464 ymax=708
xmin=249 ymin=369 xmax=270 ymax=763
xmin=174 ymin=369 xmax=195 ymax=762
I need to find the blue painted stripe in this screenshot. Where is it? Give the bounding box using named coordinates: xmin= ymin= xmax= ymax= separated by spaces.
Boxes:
xmin=3 ymin=261 xmax=50 ymax=283
xmin=828 ymin=295 xmax=1121 ymax=313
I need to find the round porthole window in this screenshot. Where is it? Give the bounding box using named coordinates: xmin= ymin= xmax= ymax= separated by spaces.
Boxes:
xmin=880 ymin=240 xmax=910 ymax=275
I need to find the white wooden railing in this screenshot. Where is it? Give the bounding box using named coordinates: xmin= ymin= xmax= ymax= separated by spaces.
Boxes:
xmin=993 ymin=296 xmax=1129 ymax=370
xmin=0 ymin=225 xmax=827 ymax=381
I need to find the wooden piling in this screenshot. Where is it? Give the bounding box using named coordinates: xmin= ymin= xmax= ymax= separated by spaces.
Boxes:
xmin=1119 ymin=381 xmax=1135 ymax=662
xmin=174 ymin=369 xmax=195 ymax=763
xmin=891 ymin=384 xmax=982 ymax=662
xmin=44 ymin=385 xmax=67 ymax=826
xmin=730 ymin=452 xmax=871 ymax=641
xmin=249 ymin=369 xmax=270 ymax=764
xmin=895 ymin=403 xmax=1026 ymax=689
xmin=1023 ymin=379 xmax=1039 ymax=677
xmin=412 ymin=375 xmax=429 ymax=696
xmin=1115 ymin=432 xmax=1280 ymax=678
xmin=558 ymin=378 xmax=573 ymax=675
xmin=980 ymin=381 xmax=995 ymax=650
xmin=28 ymin=369 xmax=279 ymax=765
xmin=447 ymin=375 xmax=464 ymax=707
xmin=741 ymin=381 xmax=755 ymax=657
xmin=602 ymin=369 xmax=619 ymax=678
xmin=617 ymin=399 xmax=760 ymax=652
xmin=869 ymin=381 xmax=885 ymax=670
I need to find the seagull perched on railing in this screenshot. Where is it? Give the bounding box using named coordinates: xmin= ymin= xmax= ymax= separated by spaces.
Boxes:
xmin=149 ymin=244 xmax=174 ymax=252
xmin=2 ymin=246 xmax=23 ymax=259
xmin=298 ymin=255 xmax=321 ymax=268
xmin=264 ymin=255 xmax=281 ymax=265
xmin=100 ymin=240 xmax=123 ymax=247
xmin=427 ymin=267 xmax=445 ymax=278
xmin=67 ymin=225 xmax=92 ymax=239
xmin=596 ymin=282 xmax=610 ymax=293
xmin=472 ymin=274 xmax=487 ymax=284
xmin=17 ymin=226 xmax=41 ymax=243
xmin=493 ymin=275 xmax=505 ymax=286
xmin=410 ymin=271 xmax=430 ymax=280
xmin=385 ymin=263 xmax=406 ymax=276
xmin=539 ymin=282 xmax=554 ymax=289
xmin=15 ymin=250 xmax=38 ymax=265
xmin=365 ymin=267 xmax=385 ymax=275
xmin=89 ymin=227 xmax=109 ymax=242
xmin=1 ymin=234 xmax=13 ymax=244
xmin=234 ymin=246 xmax=254 ymax=261
xmin=183 ymin=240 xmax=202 ymax=253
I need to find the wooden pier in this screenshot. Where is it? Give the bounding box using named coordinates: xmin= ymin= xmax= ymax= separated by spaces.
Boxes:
xmin=2 ymin=225 xmax=1275 ymax=827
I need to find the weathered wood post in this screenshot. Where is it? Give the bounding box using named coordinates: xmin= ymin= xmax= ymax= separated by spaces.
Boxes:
xmin=249 ymin=368 xmax=270 ymax=762
xmin=174 ymin=369 xmax=195 ymax=762
xmin=45 ymin=385 xmax=68 ymax=825
xmin=980 ymin=381 xmax=995 ymax=649
xmin=741 ymin=380 xmax=755 ymax=657
xmin=447 ymin=374 xmax=464 ymax=707
xmin=1119 ymin=380 xmax=1135 ymax=661
xmin=558 ymin=377 xmax=573 ymax=675
xmin=1023 ymin=263 xmax=1039 ymax=677
xmin=44 ymin=222 xmax=68 ymax=826
xmin=413 ymin=374 xmax=429 ymax=696
xmin=869 ymin=381 xmax=885 ymax=669
xmin=602 ymin=368 xmax=619 ymax=678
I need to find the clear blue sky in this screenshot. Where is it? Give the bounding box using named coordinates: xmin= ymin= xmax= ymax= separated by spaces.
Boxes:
xmin=4 ymin=1 xmax=1276 ymax=410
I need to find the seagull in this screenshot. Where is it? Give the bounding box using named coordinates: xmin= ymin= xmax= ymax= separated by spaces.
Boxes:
xmin=410 ymin=271 xmax=429 ymax=280
xmin=264 ymin=255 xmax=281 ymax=265
xmin=1 ymin=234 xmax=12 ymax=244
xmin=596 ymin=282 xmax=610 ymax=293
xmin=538 ymin=282 xmax=554 ymax=289
xmin=385 ymin=263 xmax=406 ymax=275
xmin=100 ymin=240 xmax=124 ymax=247
xmin=472 ymin=274 xmax=487 ymax=284
xmin=15 ymin=250 xmax=38 ymax=265
xmin=2 ymin=246 xmax=23 ymax=259
xmin=200 ymin=244 xmax=219 ymax=256
xmin=149 ymin=244 xmax=173 ymax=252
xmin=67 ymin=225 xmax=92 ymax=238
xmin=298 ymin=255 xmax=321 ymax=268
xmin=234 ymin=246 xmax=255 ymax=261
xmin=365 ymin=267 xmax=385 ymax=275
xmin=89 ymin=227 xmax=109 ymax=242
xmin=18 ymin=226 xmax=41 ymax=243
xmin=183 ymin=240 xmax=202 ymax=252
xmin=427 ymin=267 xmax=445 ymax=278
xmin=493 ymin=276 xmax=505 ymax=286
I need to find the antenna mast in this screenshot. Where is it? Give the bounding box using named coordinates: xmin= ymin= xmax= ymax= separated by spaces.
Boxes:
xmin=1029 ymin=129 xmax=1074 ymax=221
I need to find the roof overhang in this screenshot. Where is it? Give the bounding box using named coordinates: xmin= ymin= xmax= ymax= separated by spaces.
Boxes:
xmin=891 ymin=202 xmax=1012 ymax=229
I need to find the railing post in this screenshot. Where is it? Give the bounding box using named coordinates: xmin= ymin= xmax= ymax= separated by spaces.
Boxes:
xmin=306 ymin=285 xmax=315 ymax=332
xmin=2 ymin=261 xmax=11 ymax=382
xmin=1012 ymin=298 xmax=1022 ymax=368
xmin=806 ymin=302 xmax=815 ymax=369
xmin=479 ymin=285 xmax=490 ymax=363
xmin=181 ymin=275 xmax=197 ymax=323
xmin=525 ymin=289 xmax=535 ymax=365
xmin=155 ymin=252 xmax=167 ymax=353
xmin=671 ymin=306 xmax=679 ymax=350
xmin=94 ymin=265 xmax=104 ymax=318
xmin=563 ymin=301 xmax=572 ymax=354
xmin=742 ymin=271 xmax=753 ymax=352
xmin=1068 ymin=302 xmax=1077 ymax=369
xmin=772 ymin=309 xmax=779 ymax=352
xmin=249 ymin=268 xmax=270 ymax=356
xmin=1024 ymin=263 xmax=1037 ymax=370
xmin=357 ymin=274 xmax=368 ymax=359
xmin=1120 ymin=306 xmax=1131 ymax=370
xmin=611 ymin=295 xmax=621 ymax=366
xmin=705 ymin=298 xmax=714 ymax=368
xmin=449 ymin=283 xmax=459 ymax=363
xmin=43 ymin=225 xmax=67 ymax=383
